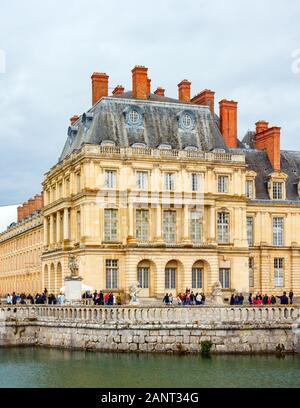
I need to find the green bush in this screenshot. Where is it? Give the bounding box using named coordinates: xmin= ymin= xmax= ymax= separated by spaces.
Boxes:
xmin=200 ymin=340 xmax=213 ymax=355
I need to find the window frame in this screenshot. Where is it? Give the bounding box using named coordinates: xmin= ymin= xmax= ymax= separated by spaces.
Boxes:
xmin=106 ymin=259 xmax=118 ymax=289
xmin=274 ymin=258 xmax=284 ymax=288
xmin=217 ymin=212 xmax=230 ymax=244
xmin=218 ymin=175 xmax=229 ymax=194
xmin=104 ymin=209 xmax=118 ymax=242
xmin=219 ymin=268 xmax=230 ymax=289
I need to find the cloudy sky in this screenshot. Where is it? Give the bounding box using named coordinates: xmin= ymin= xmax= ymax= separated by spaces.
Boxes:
xmin=0 ymin=0 xmax=299 ymax=205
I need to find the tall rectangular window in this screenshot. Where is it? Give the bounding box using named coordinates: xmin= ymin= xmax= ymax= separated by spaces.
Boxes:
xmin=137 ymin=267 xmax=149 ymax=289
xmin=104 ymin=209 xmax=118 ymax=241
xmin=106 ymin=259 xmax=118 ymax=289
xmin=136 ymin=209 xmax=149 ymax=241
xmin=136 ymin=171 xmax=148 ymax=190
xmin=191 ymin=173 xmax=200 ymax=192
xmin=247 ymin=217 xmax=254 ymax=246
xmin=192 ymin=268 xmax=203 ymax=288
xmin=218 ymin=176 xmax=229 ymax=193
xmin=217 ymin=212 xmax=230 ymax=243
xmin=165 ymin=268 xmax=176 ymax=289
xmin=274 ymin=258 xmax=284 ymax=287
xmin=164 ymin=173 xmax=175 ymax=191
xmin=273 ymin=217 xmax=284 ymax=246
xmin=249 ymin=257 xmax=254 ymax=288
xmin=163 ymin=211 xmax=177 ymax=243
xmin=105 ymin=170 xmax=117 ymax=189
xmin=190 ymin=211 xmax=202 ymax=243
xmin=65 ymin=178 xmax=70 ymax=196
xmin=219 ymin=268 xmax=230 ymax=289
xmin=246 ymin=180 xmax=254 ymax=199
xmin=273 ymin=182 xmax=283 ymax=200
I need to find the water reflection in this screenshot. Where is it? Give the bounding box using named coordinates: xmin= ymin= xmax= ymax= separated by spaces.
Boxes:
xmin=0 ymin=348 xmax=299 ymax=388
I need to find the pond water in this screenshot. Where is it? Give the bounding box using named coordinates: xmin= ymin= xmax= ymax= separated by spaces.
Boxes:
xmin=0 ymin=348 xmax=299 ymax=388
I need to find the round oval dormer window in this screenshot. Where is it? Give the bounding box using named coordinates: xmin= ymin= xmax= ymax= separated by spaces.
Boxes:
xmin=182 ymin=113 xmax=192 ymax=128
xmin=129 ymin=110 xmax=140 ymax=125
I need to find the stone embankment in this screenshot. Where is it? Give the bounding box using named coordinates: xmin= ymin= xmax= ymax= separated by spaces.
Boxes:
xmin=1 ymin=306 xmax=300 ymax=354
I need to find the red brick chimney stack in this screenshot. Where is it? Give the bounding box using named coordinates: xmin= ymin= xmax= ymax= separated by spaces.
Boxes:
xmin=17 ymin=206 xmax=24 ymax=223
xmin=191 ymin=89 xmax=215 ymax=115
xmin=154 ymin=87 xmax=165 ymax=97
xmin=219 ymin=100 xmax=238 ymax=148
xmin=91 ymin=72 xmax=109 ymax=105
xmin=178 ymin=80 xmax=191 ymax=103
xmin=147 ymin=78 xmax=151 ymax=95
xmin=255 ymin=124 xmax=281 ymax=171
xmin=132 ymin=66 xmax=149 ymax=100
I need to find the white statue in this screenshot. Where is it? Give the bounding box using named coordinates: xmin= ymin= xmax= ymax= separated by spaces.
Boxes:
xmin=129 ymin=281 xmax=141 ymax=305
xmin=211 ymin=281 xmax=224 ymax=305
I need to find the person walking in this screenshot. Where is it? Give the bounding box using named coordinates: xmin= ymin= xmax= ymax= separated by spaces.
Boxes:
xmin=289 ymin=290 xmax=294 ymax=305
xmin=248 ymin=293 xmax=253 ymax=305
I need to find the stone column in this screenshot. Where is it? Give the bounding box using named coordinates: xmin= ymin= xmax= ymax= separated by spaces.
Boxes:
xmin=127 ymin=203 xmax=136 ymax=244
xmin=49 ymin=214 xmax=54 ymax=246
xmin=56 ymin=211 xmax=61 ymax=245
xmin=44 ymin=216 xmax=49 ymax=247
xmin=182 ymin=204 xmax=191 ymax=243
xmin=155 ymin=204 xmax=164 ymax=243
xmin=209 ymin=206 xmax=216 ymax=243
xmin=63 ymin=208 xmax=70 ymax=241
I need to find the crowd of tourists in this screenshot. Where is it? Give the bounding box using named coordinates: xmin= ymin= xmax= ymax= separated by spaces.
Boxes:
xmin=163 ymin=289 xmax=206 ymax=305
xmin=89 ymin=290 xmax=122 ymax=306
xmin=246 ymin=291 xmax=294 ymax=306
xmin=5 ymin=289 xmax=65 ymax=305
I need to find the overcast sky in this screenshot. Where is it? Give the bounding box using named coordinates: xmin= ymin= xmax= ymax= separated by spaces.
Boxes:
xmin=0 ymin=0 xmax=300 ymax=205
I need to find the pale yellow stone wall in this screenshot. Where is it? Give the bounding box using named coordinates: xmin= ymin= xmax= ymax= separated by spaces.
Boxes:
xmin=2 ymin=145 xmax=300 ymax=298
xmin=0 ymin=213 xmax=43 ymax=295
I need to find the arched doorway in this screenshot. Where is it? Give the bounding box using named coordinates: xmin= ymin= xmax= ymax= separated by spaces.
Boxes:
xmin=191 ymin=260 xmax=210 ymax=293
xmin=136 ymin=260 xmax=156 ymax=298
xmin=164 ymin=260 xmax=184 ymax=295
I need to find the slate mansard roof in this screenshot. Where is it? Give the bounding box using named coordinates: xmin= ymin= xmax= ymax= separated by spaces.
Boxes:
xmin=59 ymin=93 xmax=226 ymax=162
xmin=59 ymin=92 xmax=300 ymax=203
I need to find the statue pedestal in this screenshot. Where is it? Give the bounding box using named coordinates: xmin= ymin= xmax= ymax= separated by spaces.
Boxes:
xmin=64 ymin=276 xmax=83 ymax=304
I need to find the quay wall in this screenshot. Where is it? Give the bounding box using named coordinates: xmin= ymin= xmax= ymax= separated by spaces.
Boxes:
xmin=1 ymin=306 xmax=300 ymax=354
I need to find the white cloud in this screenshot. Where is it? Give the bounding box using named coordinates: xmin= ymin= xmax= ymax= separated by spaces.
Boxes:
xmin=0 ymin=0 xmax=300 ymax=203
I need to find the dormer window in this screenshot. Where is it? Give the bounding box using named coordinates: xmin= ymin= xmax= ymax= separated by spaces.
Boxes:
xmin=183 ymin=113 xmax=192 ymax=128
xmin=267 ymin=172 xmax=288 ymax=201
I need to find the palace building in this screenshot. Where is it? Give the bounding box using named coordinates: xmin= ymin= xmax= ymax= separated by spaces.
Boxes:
xmin=1 ymin=65 xmax=300 ymax=299
xmin=0 ymin=196 xmax=43 ymax=294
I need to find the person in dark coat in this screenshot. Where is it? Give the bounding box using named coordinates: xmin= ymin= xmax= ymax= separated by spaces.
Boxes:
xmin=289 ymin=290 xmax=294 ymax=305
xmin=12 ymin=292 xmax=17 ymax=305
xmin=271 ymin=295 xmax=276 ymax=305
xmin=230 ymin=294 xmax=235 ymax=305
xmin=163 ymin=293 xmax=169 ymax=305
xmin=262 ymin=294 xmax=269 ymax=305
xmin=248 ymin=293 xmax=253 ymax=305
xmin=276 ymin=292 xmax=289 ymax=305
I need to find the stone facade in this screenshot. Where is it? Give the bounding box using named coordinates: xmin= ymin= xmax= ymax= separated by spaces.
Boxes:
xmin=0 ymin=211 xmax=43 ymax=295
xmin=1 ymin=65 xmax=300 ymax=299
xmin=0 ymin=306 xmax=299 ymax=354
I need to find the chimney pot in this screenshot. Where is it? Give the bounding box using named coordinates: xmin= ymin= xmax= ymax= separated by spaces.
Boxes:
xmin=22 ymin=202 xmax=29 ymax=219
xmin=91 ymin=72 xmax=109 ymax=105
xmin=178 ymin=80 xmax=191 ymax=102
xmin=70 ymin=115 xmax=80 ymax=125
xmin=154 ymin=87 xmax=165 ymax=97
xmin=112 ymin=85 xmax=125 ymax=96
xmin=255 ymin=120 xmax=269 ymax=134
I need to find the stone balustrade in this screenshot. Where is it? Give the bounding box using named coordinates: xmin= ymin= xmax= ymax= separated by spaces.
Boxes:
xmin=1 ymin=305 xmax=299 ymax=328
